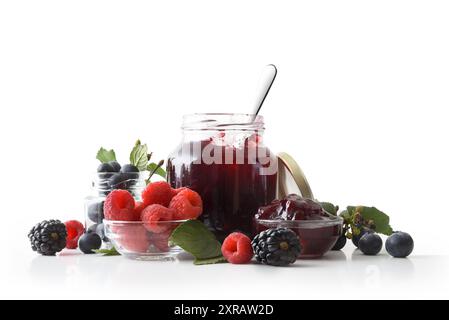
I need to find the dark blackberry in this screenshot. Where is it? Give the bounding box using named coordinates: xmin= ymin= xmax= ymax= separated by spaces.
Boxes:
xmin=28 ymin=220 xmax=67 ymax=256
xmin=251 ymin=228 xmax=301 ymax=266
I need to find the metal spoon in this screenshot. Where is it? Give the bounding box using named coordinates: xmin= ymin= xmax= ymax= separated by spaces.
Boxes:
xmin=251 ymin=64 xmax=277 ymax=120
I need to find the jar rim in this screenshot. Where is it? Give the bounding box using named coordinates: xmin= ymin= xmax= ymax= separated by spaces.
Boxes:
xmin=182 ymin=113 xmax=264 ymax=131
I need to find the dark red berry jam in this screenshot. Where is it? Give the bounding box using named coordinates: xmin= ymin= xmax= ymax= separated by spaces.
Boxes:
xmin=167 ymin=138 xmax=277 ymax=241
xmin=254 ymin=195 xmax=343 ymax=258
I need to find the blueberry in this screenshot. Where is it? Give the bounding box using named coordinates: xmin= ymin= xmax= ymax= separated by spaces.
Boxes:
xmin=78 ymin=233 xmax=102 ymax=254
xmin=97 ymin=163 xmax=115 ymax=173
xmin=386 ymin=232 xmax=414 ymax=258
xmin=108 ymin=173 xmax=129 ymax=189
xmin=332 ymin=235 xmax=347 ymax=251
xmin=108 ymin=161 xmax=121 ymax=172
xmin=358 ymin=233 xmax=383 ymax=255
xmin=87 ymin=201 xmax=104 ymax=223
xmin=121 ymin=164 xmax=139 ymax=173
xmin=120 ymin=164 xmax=140 ymax=180
xmin=87 ymin=224 xmax=98 ymax=233
xmin=352 ymin=228 xmax=373 ymax=247
xmin=96 ymin=223 xmax=108 ymax=241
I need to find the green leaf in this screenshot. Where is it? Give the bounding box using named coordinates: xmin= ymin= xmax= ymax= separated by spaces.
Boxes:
xmin=339 ymin=209 xmax=351 ymax=221
xmin=96 ymin=147 xmax=116 ymax=163
xmin=169 ymin=220 xmax=224 ymax=263
xmin=147 ymin=162 xmax=167 ymax=178
xmin=320 ymin=202 xmax=339 ymax=215
xmin=130 ymin=140 xmax=148 ymax=171
xmin=93 ymin=247 xmax=121 ymax=256
xmin=194 ymin=256 xmax=227 ymax=265
xmin=347 ymin=206 xmax=394 ymax=236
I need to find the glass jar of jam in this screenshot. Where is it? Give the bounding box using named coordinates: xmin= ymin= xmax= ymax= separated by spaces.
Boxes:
xmin=167 ymin=113 xmax=278 ymax=241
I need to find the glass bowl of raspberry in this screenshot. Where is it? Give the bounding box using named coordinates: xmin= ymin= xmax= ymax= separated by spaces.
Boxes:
xmin=253 ymin=194 xmax=344 ymax=259
xmin=104 ymin=220 xmax=186 ymax=261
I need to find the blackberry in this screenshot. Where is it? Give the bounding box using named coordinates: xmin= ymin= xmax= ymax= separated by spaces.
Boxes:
xmin=28 ymin=220 xmax=67 ymax=256
xmin=251 ymin=228 xmax=301 ymax=266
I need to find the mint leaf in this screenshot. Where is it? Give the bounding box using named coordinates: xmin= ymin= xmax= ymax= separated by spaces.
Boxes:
xmin=347 ymin=206 xmax=393 ymax=236
xmin=194 ymin=256 xmax=227 ymax=265
xmin=169 ymin=220 xmax=224 ymax=263
xmin=130 ymin=140 xmax=148 ymax=171
xmin=93 ymin=247 xmax=120 ymax=256
xmin=96 ymin=147 xmax=116 ymax=163
xmin=147 ymin=162 xmax=167 ymax=178
xmin=320 ymin=202 xmax=339 ymax=215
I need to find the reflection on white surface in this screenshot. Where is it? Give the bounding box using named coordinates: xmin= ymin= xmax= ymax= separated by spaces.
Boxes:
xmin=2 ymin=245 xmax=446 ymax=299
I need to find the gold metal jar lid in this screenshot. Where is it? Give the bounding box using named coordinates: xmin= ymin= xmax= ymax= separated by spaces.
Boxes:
xmin=277 ymin=152 xmax=314 ymax=199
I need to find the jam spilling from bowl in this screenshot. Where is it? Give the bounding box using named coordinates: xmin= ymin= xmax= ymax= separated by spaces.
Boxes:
xmin=254 ymin=194 xmax=343 ymax=258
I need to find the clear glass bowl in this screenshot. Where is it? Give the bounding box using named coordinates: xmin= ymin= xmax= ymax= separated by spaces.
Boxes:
xmin=254 ymin=214 xmax=344 ymax=259
xmin=104 ymin=220 xmax=185 ymax=261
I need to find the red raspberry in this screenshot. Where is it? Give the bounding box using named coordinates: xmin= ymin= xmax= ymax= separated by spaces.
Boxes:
xmin=104 ymin=190 xmax=138 ymax=221
xmin=64 ymin=220 xmax=85 ymax=249
xmin=141 ymin=181 xmax=173 ymax=207
xmin=141 ymin=204 xmax=175 ymax=233
xmin=116 ymin=224 xmax=150 ymax=253
xmin=134 ymin=201 xmax=146 ymax=216
xmin=169 ymin=189 xmax=203 ymax=220
xmin=171 ymin=187 xmax=187 ymax=197
xmin=148 ymin=230 xmax=172 ymax=252
xmin=221 ymin=232 xmax=253 ymax=264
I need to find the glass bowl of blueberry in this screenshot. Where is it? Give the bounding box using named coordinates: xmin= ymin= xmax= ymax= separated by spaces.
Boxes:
xmin=85 ymin=161 xmax=149 ymax=249
xmin=253 ymin=194 xmax=344 ymax=259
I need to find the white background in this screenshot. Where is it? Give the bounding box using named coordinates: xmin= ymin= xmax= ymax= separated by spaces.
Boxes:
xmin=0 ymin=0 xmax=448 ymax=299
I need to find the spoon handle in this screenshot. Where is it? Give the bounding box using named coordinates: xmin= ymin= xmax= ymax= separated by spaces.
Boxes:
xmin=252 ymin=64 xmax=277 ymax=118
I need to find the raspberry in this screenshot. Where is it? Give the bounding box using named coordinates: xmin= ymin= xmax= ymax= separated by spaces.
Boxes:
xmin=141 ymin=204 xmax=175 ymax=233
xmin=149 ymin=230 xmax=172 ymax=252
xmin=221 ymin=232 xmax=253 ymax=264
xmin=169 ymin=189 xmax=203 ymax=220
xmin=116 ymin=224 xmax=149 ymax=253
xmin=171 ymin=187 xmax=187 ymax=197
xmin=64 ymin=220 xmax=85 ymax=249
xmin=134 ymin=201 xmax=146 ymax=216
xmin=141 ymin=181 xmax=173 ymax=207
xmin=104 ymin=190 xmax=138 ymax=221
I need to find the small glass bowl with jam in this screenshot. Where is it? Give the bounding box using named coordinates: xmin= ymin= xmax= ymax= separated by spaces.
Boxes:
xmin=253 ymin=194 xmax=344 ymax=259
